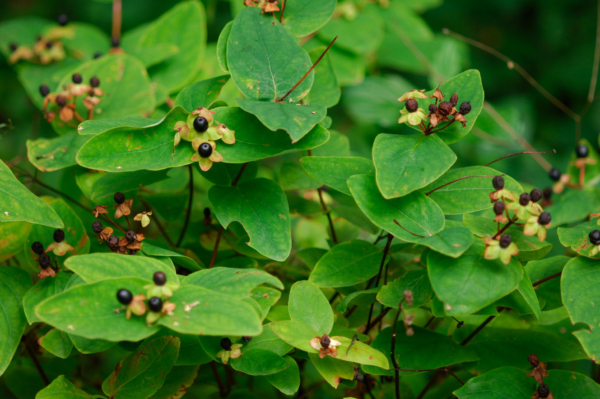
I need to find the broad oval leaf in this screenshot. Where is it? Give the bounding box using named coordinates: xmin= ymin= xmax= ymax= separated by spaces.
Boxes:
xmin=26 ymin=132 xmax=91 ymax=172
xmin=289 ymin=280 xmax=333 ymax=336
xmin=0 ymin=221 xmax=31 ymax=262
xmin=174 ymin=75 xmax=231 ymax=112
xmin=309 ymin=354 xmax=355 ymax=389
xmin=373 ymin=133 xmax=457 ymax=199
xmin=37 ymin=375 xmax=96 ymax=399
xmin=524 ymin=256 xmax=569 ymax=310
xmin=0 ymin=161 xmax=63 ymax=228
xmin=209 ymin=178 xmax=291 ymax=261
xmin=333 ymin=336 xmax=389 ymax=369
xmin=377 ymin=269 xmax=433 ymax=310
xmin=545 ymin=188 xmax=600 ymax=228
xmin=348 ymin=174 xmax=445 ymax=242
xmin=39 ymin=328 xmax=73 ymax=359
xmin=417 ymin=227 xmax=474 ymax=258
xmin=216 ymin=21 xmax=232 ymax=72
xmin=336 ymin=288 xmax=380 ymax=314
xmin=278 ymin=162 xmax=322 ymax=191
xmin=453 ymin=366 xmax=534 ymax=398
xmin=151 ymin=365 xmax=200 ymax=399
xmin=23 ymin=272 xmax=71 ymax=324
xmin=492 ymin=272 xmax=541 ymax=320
xmin=141 ymin=242 xmax=202 ymax=272
xmin=427 ymin=240 xmax=523 ymax=316
xmin=183 ymin=267 xmax=283 ymax=299
xmin=265 ymin=356 xmax=300 ymax=395
xmin=230 ymin=348 xmax=289 ymax=376
xmin=270 ymin=320 xmax=319 ymax=353
xmin=318 ymin=5 xmax=384 ymax=55
xmin=306 ymin=46 xmax=341 ymax=108
xmin=309 ymin=240 xmax=383 ymax=288
xmin=227 ymin=7 xmax=313 ymax=102
xmin=279 ymin=0 xmax=336 ymax=37
xmin=301 ymin=156 xmax=375 ymax=195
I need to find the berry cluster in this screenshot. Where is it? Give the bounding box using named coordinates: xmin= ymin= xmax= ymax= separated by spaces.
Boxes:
xmin=30 ymin=228 xmax=74 ymax=279
xmin=8 ymin=15 xmax=71 ymax=65
xmin=397 ymin=88 xmax=471 ymax=135
xmin=484 ymin=176 xmax=552 ymax=264
xmin=548 ymin=143 xmax=596 ymax=192
xmin=40 ymin=73 xmax=103 ymax=125
xmin=173 ymin=107 xmax=236 ymax=171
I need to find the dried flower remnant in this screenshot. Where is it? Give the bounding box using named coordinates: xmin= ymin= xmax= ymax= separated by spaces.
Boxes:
xmin=216 ymin=338 xmax=243 ymax=364
xmin=310 ymin=334 xmax=342 ymax=359
xmin=484 ymin=235 xmax=519 ymax=264
xmin=525 ymin=354 xmax=548 ymax=384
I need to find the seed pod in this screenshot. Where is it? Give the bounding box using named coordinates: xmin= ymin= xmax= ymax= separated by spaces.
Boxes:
xmin=528 ymin=354 xmax=540 ymax=367
xmin=107 ymin=235 xmax=119 ymax=248
xmin=111 ymin=37 xmax=120 ymax=48
xmin=153 ymin=271 xmax=166 ymax=286
xmin=459 ymin=101 xmax=471 ymax=115
xmin=519 ymin=192 xmax=531 ymax=206
xmin=57 ymin=14 xmax=68 ymax=26
xmin=499 ymin=234 xmax=512 ymax=249
xmin=53 ymin=229 xmax=65 ymax=243
xmin=56 ymin=95 xmax=67 ymax=107
xmin=90 ymin=76 xmax=100 ymax=88
xmin=199 ymin=143 xmax=213 ymax=158
xmin=39 ymin=254 xmax=51 ymax=269
xmin=438 ymin=101 xmax=453 ymax=116
xmin=492 ymin=175 xmax=504 ymax=190
xmin=39 ymin=84 xmax=50 ymax=97
xmin=548 ymin=168 xmax=561 ymax=182
xmin=242 ymin=336 xmax=253 ymax=343
xmin=220 ymin=337 xmax=232 ymax=350
xmin=450 ymin=93 xmax=458 ymax=107
xmin=117 ymin=289 xmax=133 ymax=305
xmin=576 ymin=144 xmax=589 ymax=158
xmin=403 ymin=290 xmax=413 ymax=307
xmin=204 ymin=208 xmax=211 ymax=219
xmin=148 ymin=296 xmax=163 ymax=312
xmin=428 ymin=103 xmax=437 ymax=114
xmin=589 ymin=230 xmax=600 ymax=245
xmin=9 ymin=42 xmax=18 ymax=52
xmin=405 ymin=99 xmax=419 ymax=113
xmin=537 ymin=383 xmax=550 ymax=398
xmin=114 ymin=192 xmax=125 ymax=204
xmin=543 ymin=188 xmax=552 ymax=200
xmin=493 ymin=201 xmax=505 ymax=215
xmin=72 ymin=73 xmax=82 ymax=84
xmin=193 ymin=116 xmax=209 ymax=133
xmin=538 ymin=212 xmax=551 ymax=225
xmin=31 ymin=241 xmax=44 ymax=255
xmin=93 ymin=52 xmax=102 ymax=59
xmin=45 ymin=41 xmax=53 ymax=49
xmin=92 ymin=220 xmax=104 ymax=233
xmin=126 ymin=230 xmax=137 ymax=243
xmin=530 ymin=189 xmax=543 ymax=203
xmin=320 ymin=334 xmax=331 ymax=348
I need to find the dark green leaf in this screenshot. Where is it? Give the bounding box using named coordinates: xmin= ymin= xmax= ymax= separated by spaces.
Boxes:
xmin=309 ymin=354 xmax=354 ymax=388
xmin=151 ymin=365 xmax=199 ymax=399
xmin=524 ymin=256 xmax=569 ymax=310
xmin=242 ymin=325 xmax=293 ymax=356
xmin=269 ymin=320 xmax=319 ymax=353
xmin=453 ymin=366 xmax=535 ymax=398
xmin=377 ymin=269 xmax=433 ymax=310
xmin=174 ymin=75 xmax=230 ymax=112
xmin=39 ymin=329 xmax=73 ymax=359
xmin=289 ymin=280 xmax=333 ymax=335
xmin=23 ymin=272 xmax=71 ymax=324
xmin=278 ymin=162 xmax=322 ymax=191
xmin=301 ymin=156 xmax=374 ymax=195
xmin=216 ymin=21 xmax=232 ymax=72
xmin=141 ymin=242 xmax=202 ymax=271
xmin=230 ymin=348 xmax=289 ymax=376
xmin=0 ymin=221 xmax=31 ymax=262
xmin=336 ymin=288 xmax=380 ymax=314
xmin=318 ymin=5 xmax=383 ymax=55
xmin=183 ymin=267 xmax=283 ymax=299
xmin=333 ymin=336 xmax=389 ymax=369
xmin=544 ymin=189 xmax=600 ymax=227
xmin=279 ymin=0 xmax=336 ymax=37
xmin=200 ymin=161 xmax=258 ymax=187
xmin=306 ymin=46 xmax=340 ymax=108
xmin=69 ymin=334 xmax=116 ymax=354
xmin=36 ymin=375 xmax=95 ymax=399
xmin=265 ymin=356 xmax=300 ymax=395
xmin=77 ymin=115 xmax=159 ymax=136
xmin=26 ymin=132 xmax=91 ymax=172
xmin=417 ymin=227 xmax=473 ymax=258
xmin=85 ymin=169 xmax=171 ymax=202
xmin=493 ymin=271 xmax=541 ymax=320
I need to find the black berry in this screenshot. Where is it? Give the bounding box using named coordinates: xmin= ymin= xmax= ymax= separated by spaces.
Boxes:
xmin=57 ymin=14 xmax=68 ymax=26
xmin=148 ymin=297 xmax=163 ymax=312
xmin=242 ymin=336 xmax=252 ymax=343
xmin=519 ymin=193 xmax=531 ymax=206
xmin=53 ymin=229 xmax=65 ymax=243
xmin=220 ymin=337 xmax=232 ymax=350
xmin=126 ymin=231 xmax=137 ymax=243
xmin=499 ymin=234 xmax=512 ymax=249
xmin=45 ymin=41 xmax=53 ymax=49
xmin=492 ymin=175 xmax=504 ymax=190
xmin=153 ymin=271 xmax=166 ymax=286
xmin=320 ymin=335 xmax=331 ymax=348
xmin=450 ymin=93 xmax=458 ymax=107
xmin=199 ymin=143 xmax=213 ymax=158
xmin=111 ymin=37 xmax=120 ymax=47
xmin=537 ymin=383 xmax=550 ymax=398
xmin=530 ymin=189 xmax=543 ymax=203
xmin=114 ymin=192 xmax=125 ymax=204
xmin=72 ymin=73 xmax=82 ymax=84
xmin=9 ymin=42 xmax=18 ymax=52
xmin=90 ymin=76 xmax=100 ymax=88
xmin=576 ymin=144 xmax=589 ymax=158
xmin=203 ymin=208 xmax=211 ymax=219
xmin=117 ymin=289 xmax=133 ymax=305
xmin=31 ymin=241 xmax=44 ymax=255
xmin=589 ymin=230 xmax=600 ymax=245
xmin=538 ymin=212 xmax=551 ymax=225
xmin=428 ymin=103 xmax=437 ymax=114
xmin=459 ymin=101 xmax=471 ymax=115
xmin=493 ymin=201 xmax=505 ymax=215
xmin=92 ymin=221 xmax=104 ymax=233
xmin=56 ymin=95 xmax=67 ymax=107
xmin=438 ymin=101 xmax=452 ymax=116
xmin=405 ymin=99 xmax=418 ymax=113
xmin=548 ymin=168 xmax=561 ymax=182
xmin=39 ymin=254 xmax=51 ymax=269
xmin=193 ymin=116 xmax=209 ymax=133
xmin=543 ymin=188 xmax=552 ymax=200
xmin=39 ymin=85 xmax=50 ymax=97
xmin=93 ymin=52 xmax=102 ymax=59
xmin=107 ymin=235 xmax=119 ymax=247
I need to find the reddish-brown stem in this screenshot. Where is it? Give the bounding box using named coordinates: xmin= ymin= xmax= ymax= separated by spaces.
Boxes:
xmin=26 ymin=341 xmax=50 ymax=386
xmin=209 ymin=226 xmax=223 ymax=269
xmin=532 ymin=272 xmax=562 ymax=287
xmin=494 ymin=217 xmax=517 ymax=239
xmin=112 ymin=0 xmax=122 ymax=40
xmin=393 ymin=219 xmax=425 ymax=238
xmin=141 ymin=200 xmax=175 ymax=247
xmin=484 ymin=150 xmax=556 ymax=167
xmin=232 ymin=163 xmax=248 ymax=187
xmin=177 ymin=164 xmax=194 ymax=247
xmin=580 ymin=164 xmax=586 ymax=188
xmin=73 ymin=111 xmax=85 ymax=123
xmin=364 ymin=307 xmax=392 ymax=334
xmin=103 ymin=213 xmax=127 ymax=234
xmin=279 ymin=0 xmax=286 ymax=24
xmin=278 ymin=36 xmax=338 ymax=102
xmin=318 ymin=188 xmax=338 ymax=244
xmin=210 ymin=361 xmax=226 ymax=398
xmin=425 ymin=175 xmax=497 ymax=196
xmin=124 ymin=215 xmax=132 ymax=231
xmin=429 ymin=118 xmax=456 ymax=134
xmin=365 ymin=234 xmax=394 ymax=330
xmin=165 ymin=97 xmax=175 ymax=109
xmin=390 ymin=303 xmax=402 ymax=399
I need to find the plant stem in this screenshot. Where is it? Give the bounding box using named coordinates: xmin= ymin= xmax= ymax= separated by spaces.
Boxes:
xmin=390 ymin=304 xmax=402 ymax=399
xmin=210 ymin=361 xmax=226 ymax=398
xmin=16 ymin=170 xmax=92 ymax=213
xmin=112 ymin=0 xmax=122 ymax=41
xmin=494 ymin=217 xmax=517 ymax=239
xmin=232 ymin=163 xmax=248 ymax=187
xmin=365 ymin=234 xmax=394 ymax=330
xmin=364 ymin=307 xmax=392 ymax=334
xmin=279 ymin=0 xmax=286 ymax=24
xmin=141 ymin=200 xmax=176 ymax=247
xmin=425 ymin=175 xmax=498 ymax=196
xmin=177 ymin=164 xmax=194 ymax=247
xmin=429 ymin=118 xmax=456 ymax=134
xmin=103 ymin=213 xmax=127 ymax=234
xmin=484 ymin=150 xmax=556 ymax=167
xmin=209 ymin=226 xmax=223 ymax=269
xmin=25 ymin=341 xmax=49 ymax=386
xmin=278 ymin=36 xmax=338 ymax=102
xmin=124 ymin=215 xmax=132 ymax=230
xmin=393 ymin=219 xmax=425 ymax=238
xmin=532 ymin=271 xmax=562 ymax=287
xmin=317 ymin=188 xmax=338 ymax=244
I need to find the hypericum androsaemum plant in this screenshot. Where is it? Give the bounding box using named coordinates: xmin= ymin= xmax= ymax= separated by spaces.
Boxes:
xmin=1 ymin=0 xmax=600 ymax=398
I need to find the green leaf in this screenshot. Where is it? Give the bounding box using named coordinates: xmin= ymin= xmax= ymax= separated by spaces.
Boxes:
xmin=562 ymin=256 xmax=600 ymax=361
xmin=289 ymin=280 xmax=333 ymax=335
xmin=36 ymin=277 xmax=160 ymax=342
xmin=77 ymin=115 xmax=159 ymax=136
xmin=493 ymin=271 xmax=541 ymax=320
xmin=69 ymin=334 xmax=116 ymax=354
xmin=265 ymin=356 xmax=300 ymax=395
xmin=173 ymin=75 xmax=231 ymax=112
xmin=227 ymin=8 xmax=313 ymax=102
xmin=524 ymin=256 xmax=569 ymax=310
xmin=24 ymin=197 xmax=90 ymax=269
xmin=336 ymin=288 xmax=380 ymax=314
xmin=216 ymin=21 xmax=232 ymax=72
xmin=26 ymin=132 xmax=91 ymax=172
xmin=422 ymin=166 xmax=523 ymax=215
xmin=0 ymin=267 xmax=32 ymax=376
xmin=313 ymin=130 xmax=350 ymax=157
xmin=141 ymin=242 xmax=202 ymax=272
xmin=463 ymin=214 xmax=552 ymax=261
xmin=0 ymin=221 xmax=31 ymax=262
xmin=362 ymin=324 xmax=478 ymax=376
xmin=301 ymin=156 xmax=374 ymax=195
xmin=546 ymin=369 xmax=600 ymax=398
xmin=157 ymin=285 xmax=263 ymax=336
xmin=306 ymin=46 xmax=341 ymax=108
xmin=87 ymin=169 xmax=171 ymax=202
xmin=377 ymin=269 xmax=433 ymax=310
xmin=270 ymin=320 xmax=319 ymax=353
xmin=417 ymin=227 xmax=474 ymax=258
xmin=237 ymin=99 xmax=326 ymax=143
xmin=201 ymin=161 xmax=258 ymax=187
xmin=348 ymin=174 xmax=445 ymax=242
xmin=373 ymin=133 xmax=457 ymax=199
xmin=334 ymin=336 xmax=389 ymax=369
xmin=59 ymin=22 xmax=111 ymax=60
xmin=411 ymin=70 xmax=485 ymax=144
xmin=332 ymin=200 xmax=380 ymax=235
xmin=278 ymin=162 xmax=322 ymax=191
xmin=242 ymin=326 xmax=293 ymax=357
xmin=102 ymin=336 xmax=180 ymax=399
xmin=309 ymin=354 xmax=355 ymax=388
xmin=230 ymin=348 xmax=289 ymax=376
xmin=209 ymin=178 xmax=291 ymax=261
xmin=36 ymin=375 xmax=96 ymax=399
xmin=309 ymin=240 xmax=383 ymax=288
xmin=297 ymin=248 xmax=328 ymax=270
xmin=183 ymin=267 xmax=283 ymax=299
xmin=23 ymin=272 xmax=71 ymax=324
xmin=150 ymin=365 xmax=199 ymax=399
xmin=38 ymin=329 xmax=73 ymax=359
xmin=318 ymin=5 xmax=384 ymax=55
xmin=558 ymin=219 xmax=600 ymax=258
xmin=453 ymin=366 xmax=535 ymax=398
xmin=427 ymin=240 xmax=523 ymax=316
xmin=279 ymin=0 xmax=336 ymax=37
xmin=544 ymin=189 xmax=600 ymax=227
xmin=65 ymin=253 xmax=179 ymax=284
xmin=0 ymin=161 xmax=63 ymax=228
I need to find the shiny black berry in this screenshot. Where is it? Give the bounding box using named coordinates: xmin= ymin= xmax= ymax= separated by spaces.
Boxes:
xmin=111 ymin=36 xmax=120 ymax=48
xmin=543 ymin=188 xmax=552 ymax=200
xmin=203 ymin=208 xmax=211 ymax=219
xmin=220 ymin=337 xmax=232 ymax=350
xmin=450 ymin=93 xmax=458 ymax=107
xmin=530 ymin=189 xmax=543 ymax=203
xmin=117 ymin=289 xmax=133 ymax=305
xmin=114 ymin=192 xmax=125 ymax=204
xmin=193 ymin=117 xmax=209 ymax=133
xmin=405 ymin=99 xmax=418 ymax=113
xmin=499 ymin=234 xmax=512 ymax=249
xmin=492 ymin=175 xmax=504 ymax=190
xmin=57 ymin=14 xmax=68 ymax=26
xmin=9 ymin=42 xmax=18 ymax=52
xmin=320 ymin=335 xmax=331 ymax=348
xmin=242 ymin=336 xmax=252 ymax=343
xmin=53 ymin=229 xmax=65 ymax=243
xmin=493 ymin=201 xmax=505 ymax=215
xmin=93 ymin=52 xmax=102 ymax=59
xmin=90 ymin=76 xmax=100 ymax=88
xmin=428 ymin=103 xmax=437 ymax=114
xmin=537 ymin=383 xmax=550 ymax=398
xmin=438 ymin=101 xmax=452 ymax=116
xmin=576 ymin=144 xmax=589 ymax=158
xmin=92 ymin=221 xmax=104 ymax=233
xmin=148 ymin=297 xmax=163 ymax=312
xmin=72 ymin=73 xmax=82 ymax=84
xmin=199 ymin=143 xmax=212 ymax=158
xmin=538 ymin=212 xmax=551 ymax=225
xmin=459 ymin=101 xmax=471 ymax=115
xmin=56 ymin=95 xmax=67 ymax=107
xmin=31 ymin=241 xmax=44 ymax=255
xmin=126 ymin=231 xmax=137 ymax=243
xmin=589 ymin=230 xmax=600 ymax=245
xmin=107 ymin=235 xmax=119 ymax=247
xmin=519 ymin=192 xmax=531 ymax=206
xmin=548 ymin=168 xmax=561 ymax=182
xmin=39 ymin=84 xmax=50 ymax=97
xmin=45 ymin=41 xmax=53 ymax=49
xmin=39 ymin=254 xmax=51 ymax=269
xmin=153 ymin=271 xmax=166 ymax=286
